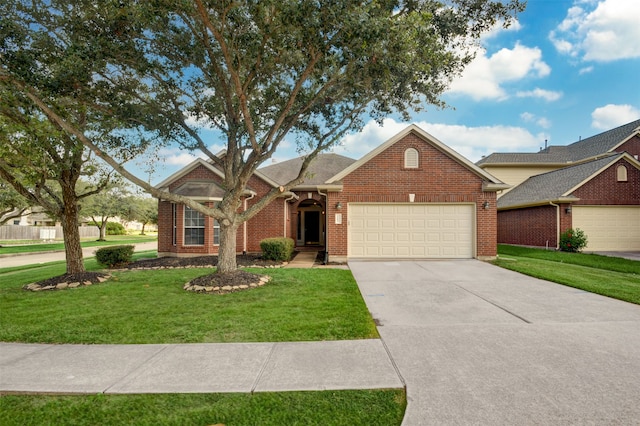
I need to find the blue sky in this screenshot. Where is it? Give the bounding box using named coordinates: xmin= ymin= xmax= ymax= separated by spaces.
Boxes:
xmin=150 ymin=0 xmax=640 ymax=184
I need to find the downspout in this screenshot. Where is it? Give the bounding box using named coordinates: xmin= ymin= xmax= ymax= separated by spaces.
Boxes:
xmin=549 ymin=201 xmax=560 ymax=250
xmin=243 ymin=192 xmax=256 ymax=254
xmin=317 ymin=188 xmax=328 ymax=264
xmin=284 ymin=193 xmax=298 ymax=237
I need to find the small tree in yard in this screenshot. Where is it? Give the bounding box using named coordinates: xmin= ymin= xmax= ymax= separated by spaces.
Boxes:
xmin=0 ymin=114 xmax=111 ymax=275
xmin=1 ymin=0 xmax=525 ymax=276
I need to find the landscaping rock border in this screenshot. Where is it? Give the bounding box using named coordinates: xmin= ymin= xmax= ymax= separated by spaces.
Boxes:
xmin=23 ymin=273 xmax=111 ymax=292
xmin=183 ymin=274 xmax=272 ymax=294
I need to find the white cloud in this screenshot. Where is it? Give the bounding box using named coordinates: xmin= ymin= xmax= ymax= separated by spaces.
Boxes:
xmin=331 ymin=118 xmax=542 ymax=162
xmin=516 ymin=88 xmax=563 ymax=102
xmin=550 ymin=0 xmax=640 ymax=62
xmin=447 ymin=43 xmax=551 ymax=101
xmin=591 ymin=104 xmax=640 ymax=129
xmin=579 ymin=66 xmax=594 ymax=74
xmin=522 ymin=112 xmax=552 ymax=130
xmin=157 ymin=144 xmax=225 ymax=166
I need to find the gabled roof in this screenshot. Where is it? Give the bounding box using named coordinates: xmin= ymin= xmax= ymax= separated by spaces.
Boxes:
xmin=327 ymin=124 xmax=508 ymax=191
xmin=478 ymin=119 xmax=640 ymax=166
xmin=497 ymin=152 xmax=639 ymax=209
xmin=258 ymin=153 xmax=357 ymax=187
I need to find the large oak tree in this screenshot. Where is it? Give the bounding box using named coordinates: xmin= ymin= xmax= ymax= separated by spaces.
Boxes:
xmin=1 ymin=0 xmax=524 ymax=273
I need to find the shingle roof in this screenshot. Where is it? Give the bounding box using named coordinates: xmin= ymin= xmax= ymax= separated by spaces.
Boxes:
xmin=497 ymin=153 xmax=624 ymax=209
xmin=478 ymin=119 xmax=640 ymax=166
xmin=258 ymin=153 xmax=356 ymax=186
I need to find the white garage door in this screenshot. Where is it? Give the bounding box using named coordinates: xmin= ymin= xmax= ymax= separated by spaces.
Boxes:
xmin=348 ymin=203 xmax=474 ymax=259
xmin=573 ymin=206 xmax=640 ymax=251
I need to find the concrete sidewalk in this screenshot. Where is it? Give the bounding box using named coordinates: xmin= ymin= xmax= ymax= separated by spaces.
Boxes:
xmin=0 ymin=340 xmax=403 ymax=394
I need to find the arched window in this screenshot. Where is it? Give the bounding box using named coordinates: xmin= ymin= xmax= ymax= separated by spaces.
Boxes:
xmin=404 ymin=148 xmax=419 ymax=168
xmin=617 ymin=165 xmax=628 ymax=182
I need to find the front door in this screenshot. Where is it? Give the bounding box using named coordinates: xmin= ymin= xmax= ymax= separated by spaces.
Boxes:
xmin=304 ymin=211 xmax=320 ymax=245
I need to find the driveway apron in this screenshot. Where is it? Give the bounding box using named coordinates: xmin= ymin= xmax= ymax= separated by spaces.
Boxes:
xmin=349 ymin=259 xmax=640 ymax=425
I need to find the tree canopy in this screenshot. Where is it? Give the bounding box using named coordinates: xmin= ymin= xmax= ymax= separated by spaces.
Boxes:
xmin=0 ymin=0 xmax=524 ymax=272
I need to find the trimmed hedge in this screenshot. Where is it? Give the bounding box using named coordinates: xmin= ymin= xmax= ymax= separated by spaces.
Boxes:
xmin=95 ymin=245 xmax=135 ymax=268
xmin=260 ymin=237 xmax=295 ymax=261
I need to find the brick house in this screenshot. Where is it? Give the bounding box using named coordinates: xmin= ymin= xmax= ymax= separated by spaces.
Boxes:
xmin=477 ymin=120 xmax=640 ymax=251
xmin=155 ymin=125 xmax=508 ymax=261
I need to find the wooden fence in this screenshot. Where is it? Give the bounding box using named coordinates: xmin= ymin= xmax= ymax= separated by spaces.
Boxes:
xmin=0 ymin=225 xmax=99 ymax=241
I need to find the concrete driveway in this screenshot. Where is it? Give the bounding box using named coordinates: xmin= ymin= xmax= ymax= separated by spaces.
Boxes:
xmin=349 ymin=259 xmax=640 ymax=425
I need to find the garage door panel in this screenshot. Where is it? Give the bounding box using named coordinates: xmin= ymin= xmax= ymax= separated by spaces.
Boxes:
xmin=573 ymin=206 xmax=640 ymax=251
xmin=348 ymin=203 xmax=474 ymax=259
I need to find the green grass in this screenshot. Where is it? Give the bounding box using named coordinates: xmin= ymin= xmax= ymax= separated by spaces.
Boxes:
xmin=0 ymin=390 xmax=406 ymax=425
xmin=0 ymin=235 xmax=157 ymax=255
xmin=495 ymin=245 xmax=640 ymax=304
xmin=0 ymin=260 xmax=378 ymax=343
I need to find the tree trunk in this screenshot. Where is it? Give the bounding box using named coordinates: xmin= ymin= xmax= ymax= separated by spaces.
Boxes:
xmin=140 ymin=222 xmax=146 ymax=235
xmin=99 ymin=221 xmax=107 ymax=241
xmin=61 ymin=187 xmax=85 ymax=274
xmin=217 ymin=221 xmax=239 ymax=274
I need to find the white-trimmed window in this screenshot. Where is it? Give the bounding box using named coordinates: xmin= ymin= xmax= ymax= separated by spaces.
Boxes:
xmin=184 ymin=206 xmax=205 ymax=245
xmin=617 ymin=165 xmax=628 ymax=182
xmin=404 ymin=148 xmax=419 ymax=168
xmin=213 ymin=219 xmax=220 ymax=245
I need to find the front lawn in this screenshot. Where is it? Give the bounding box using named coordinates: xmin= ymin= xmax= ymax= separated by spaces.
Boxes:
xmin=0 ymin=260 xmax=378 ymax=344
xmin=0 ymin=390 xmax=406 ymax=426
xmin=494 ymin=245 xmax=640 ymax=304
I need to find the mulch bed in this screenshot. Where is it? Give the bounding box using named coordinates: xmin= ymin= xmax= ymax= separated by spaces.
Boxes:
xmin=23 ymin=254 xmax=286 ymax=293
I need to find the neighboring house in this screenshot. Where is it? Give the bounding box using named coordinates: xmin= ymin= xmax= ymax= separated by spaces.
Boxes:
xmin=477 ymin=120 xmax=640 ymax=251
xmin=155 ymin=125 xmax=508 ymax=261
xmin=477 ymin=119 xmax=640 ymax=196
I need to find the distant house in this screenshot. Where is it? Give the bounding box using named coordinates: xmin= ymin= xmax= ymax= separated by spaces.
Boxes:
xmin=477 ymin=120 xmax=640 ymax=251
xmin=155 ymin=125 xmax=508 ymax=261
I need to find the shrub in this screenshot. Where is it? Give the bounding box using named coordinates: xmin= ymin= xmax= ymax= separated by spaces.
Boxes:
xmin=106 ymin=222 xmax=126 ymax=235
xmin=95 ymin=245 xmax=135 ymax=268
xmin=260 ymin=237 xmax=295 ymax=261
xmin=559 ymin=228 xmax=588 ymax=253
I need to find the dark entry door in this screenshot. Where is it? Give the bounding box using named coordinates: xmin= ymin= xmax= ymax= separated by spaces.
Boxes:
xmin=305 ymin=211 xmax=320 ymax=244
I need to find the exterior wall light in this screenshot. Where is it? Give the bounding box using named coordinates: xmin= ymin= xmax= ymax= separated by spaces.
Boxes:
xmin=336 ymin=202 xmax=342 ymax=210
xmin=483 ymin=200 xmax=490 ymax=210
xmin=565 ymin=207 xmax=572 ymax=214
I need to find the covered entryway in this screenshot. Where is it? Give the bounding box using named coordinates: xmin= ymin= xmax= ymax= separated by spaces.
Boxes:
xmin=296 ymin=199 xmax=325 ymax=246
xmin=573 ymin=206 xmax=640 ymax=251
xmin=348 ymin=203 xmax=474 ymax=258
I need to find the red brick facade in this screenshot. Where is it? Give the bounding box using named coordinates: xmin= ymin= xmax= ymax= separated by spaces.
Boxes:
xmin=326 ymin=133 xmax=497 ymax=258
xmin=616 ymin=134 xmax=640 ymax=158
xmin=157 ymin=131 xmax=500 ymax=259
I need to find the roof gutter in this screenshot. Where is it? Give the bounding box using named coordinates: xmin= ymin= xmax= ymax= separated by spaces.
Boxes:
xmin=497 ymin=196 xmax=580 ymax=211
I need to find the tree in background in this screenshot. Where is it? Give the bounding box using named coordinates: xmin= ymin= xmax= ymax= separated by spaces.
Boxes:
xmin=120 ymin=196 xmax=158 ymax=236
xmin=1 ymin=0 xmax=524 ymax=274
xmin=0 ymin=181 xmax=29 ymax=226
xmin=81 ymin=182 xmax=129 ymax=241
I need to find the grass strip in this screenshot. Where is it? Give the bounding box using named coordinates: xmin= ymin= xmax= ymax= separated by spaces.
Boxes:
xmin=498 ymin=244 xmax=640 ymax=274
xmin=0 ymin=390 xmax=406 ymax=426
xmin=0 ymin=235 xmax=157 ymax=255
xmin=0 ymin=266 xmax=378 ymax=343
xmin=494 ymin=248 xmax=640 ymax=305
